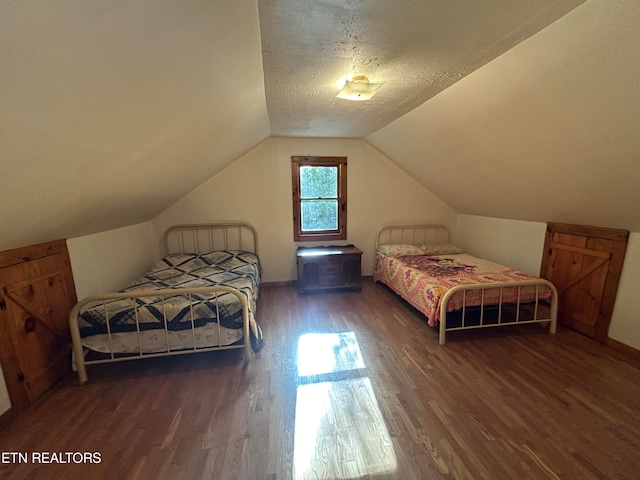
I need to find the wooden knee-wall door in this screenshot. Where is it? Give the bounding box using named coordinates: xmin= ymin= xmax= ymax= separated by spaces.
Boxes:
xmin=0 ymin=240 xmax=77 ymax=413
xmin=540 ymin=223 xmax=628 ymax=342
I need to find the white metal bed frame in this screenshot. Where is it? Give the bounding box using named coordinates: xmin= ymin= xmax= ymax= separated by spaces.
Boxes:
xmin=69 ymin=222 xmax=260 ymax=384
xmin=375 ymin=223 xmax=558 ymax=345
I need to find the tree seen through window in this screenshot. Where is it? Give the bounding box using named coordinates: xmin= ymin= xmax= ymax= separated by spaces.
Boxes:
xmin=291 ymin=156 xmax=347 ymax=241
xmin=300 ymin=166 xmax=338 ymax=231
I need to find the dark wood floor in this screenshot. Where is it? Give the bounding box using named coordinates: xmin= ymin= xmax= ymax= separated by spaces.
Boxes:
xmin=1 ymin=279 xmax=640 ymax=479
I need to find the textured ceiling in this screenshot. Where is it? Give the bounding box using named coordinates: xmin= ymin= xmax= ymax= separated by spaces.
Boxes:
xmin=2 ymin=0 xmax=639 ymax=254
xmin=258 ymin=0 xmax=587 ymax=138
xmin=367 ymin=0 xmax=640 ymax=232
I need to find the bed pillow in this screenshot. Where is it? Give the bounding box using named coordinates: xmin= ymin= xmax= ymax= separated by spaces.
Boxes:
xmin=420 ymin=243 xmax=464 ymax=255
xmin=376 ymin=244 xmax=425 ymax=257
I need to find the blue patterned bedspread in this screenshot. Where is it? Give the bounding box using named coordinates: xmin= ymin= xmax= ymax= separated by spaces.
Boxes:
xmin=78 ymin=250 xmax=264 ymax=352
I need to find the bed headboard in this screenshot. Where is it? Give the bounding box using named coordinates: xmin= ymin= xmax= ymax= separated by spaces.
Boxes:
xmin=164 ymin=223 xmax=259 ymax=256
xmin=375 ymin=224 xmax=450 ymax=249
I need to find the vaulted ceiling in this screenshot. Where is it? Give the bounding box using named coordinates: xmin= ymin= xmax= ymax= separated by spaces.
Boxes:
xmin=259 ymin=0 xmax=587 ymax=138
xmin=1 ymin=1 xmax=270 ymax=250
xmin=366 ymin=0 xmax=640 ymax=232
xmin=1 ymin=0 xmax=639 ymax=252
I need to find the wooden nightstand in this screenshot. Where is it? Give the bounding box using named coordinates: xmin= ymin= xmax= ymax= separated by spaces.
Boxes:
xmin=296 ymin=245 xmax=363 ymax=293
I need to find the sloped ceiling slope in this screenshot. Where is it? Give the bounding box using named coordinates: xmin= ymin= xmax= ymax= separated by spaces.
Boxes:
xmin=367 ymin=0 xmax=640 ymax=232
xmin=259 ymin=0 xmax=586 ymax=138
xmin=0 ymin=1 xmax=269 ymax=251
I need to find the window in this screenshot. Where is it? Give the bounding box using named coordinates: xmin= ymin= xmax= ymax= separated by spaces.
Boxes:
xmin=291 ymin=156 xmax=347 ymax=242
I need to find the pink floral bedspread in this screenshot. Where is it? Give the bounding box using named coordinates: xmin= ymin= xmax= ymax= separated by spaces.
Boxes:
xmin=373 ymin=253 xmax=552 ymax=327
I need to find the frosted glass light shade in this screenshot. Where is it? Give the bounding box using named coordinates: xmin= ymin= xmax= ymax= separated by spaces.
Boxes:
xmin=336 ymin=76 xmax=384 ymax=101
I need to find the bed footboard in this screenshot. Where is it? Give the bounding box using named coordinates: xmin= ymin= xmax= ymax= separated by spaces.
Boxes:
xmin=69 ymin=286 xmax=253 ymax=384
xmin=438 ymin=280 xmax=558 ymax=345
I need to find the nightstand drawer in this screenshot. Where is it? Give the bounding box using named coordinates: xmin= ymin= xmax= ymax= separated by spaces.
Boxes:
xmin=319 ymin=274 xmax=343 ymax=286
xmin=320 ymin=263 xmax=342 ymax=276
xmin=325 ymin=255 xmax=344 ymax=264
xmin=296 ymin=245 xmax=362 ymax=293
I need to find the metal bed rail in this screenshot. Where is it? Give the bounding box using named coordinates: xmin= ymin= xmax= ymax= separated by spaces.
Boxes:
xmin=164 ymin=223 xmax=259 ymax=255
xmin=69 ymin=285 xmax=252 ymax=384
xmin=375 ymin=224 xmax=451 ymax=250
xmin=438 ymin=279 xmax=558 ymax=345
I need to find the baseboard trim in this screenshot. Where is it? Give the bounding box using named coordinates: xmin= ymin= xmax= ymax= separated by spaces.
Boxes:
xmin=0 ymin=406 xmax=18 ymax=432
xmin=606 ymin=337 xmax=640 ymax=364
xmin=261 ymin=280 xmax=296 ymax=288
xmin=262 ymin=276 xmax=373 ymax=289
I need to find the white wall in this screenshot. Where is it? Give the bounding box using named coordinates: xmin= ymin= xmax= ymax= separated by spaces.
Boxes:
xmin=67 ymin=222 xmax=157 ymax=300
xmin=609 ymin=233 xmax=640 ymax=350
xmin=152 ymin=137 xmax=457 ymax=282
xmin=0 ymin=1 xmax=270 ymax=252
xmin=367 ymin=0 xmax=640 ymax=234
xmin=457 ymin=214 xmax=640 ymax=350
xmin=455 ymin=215 xmax=547 ymax=274
xmin=0 ymin=364 xmax=10 ymax=415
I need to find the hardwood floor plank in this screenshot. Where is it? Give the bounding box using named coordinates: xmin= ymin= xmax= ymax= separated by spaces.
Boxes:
xmin=1 ymin=278 xmax=640 ymax=479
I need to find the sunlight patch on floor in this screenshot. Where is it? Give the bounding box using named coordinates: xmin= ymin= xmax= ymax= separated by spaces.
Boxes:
xmin=293 ymin=332 xmax=397 ymax=479
xmin=297 ymin=331 xmax=365 ymax=377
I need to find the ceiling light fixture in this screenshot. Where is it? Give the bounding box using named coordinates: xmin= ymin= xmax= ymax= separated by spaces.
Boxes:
xmin=336 ymin=75 xmax=384 ymax=101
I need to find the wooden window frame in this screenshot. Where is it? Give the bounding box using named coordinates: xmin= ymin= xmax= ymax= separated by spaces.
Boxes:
xmin=291 ymin=156 xmax=347 ymax=242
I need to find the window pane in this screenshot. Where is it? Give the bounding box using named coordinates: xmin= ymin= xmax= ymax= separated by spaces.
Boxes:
xmin=301 ymin=200 xmax=338 ymax=231
xmin=291 ymin=155 xmax=346 ymax=242
xmin=300 ymin=166 xmax=338 ymax=199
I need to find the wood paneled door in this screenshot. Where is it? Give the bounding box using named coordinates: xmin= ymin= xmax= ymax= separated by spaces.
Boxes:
xmin=0 ymin=240 xmax=77 ymax=413
xmin=540 ymin=223 xmax=628 ymax=342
